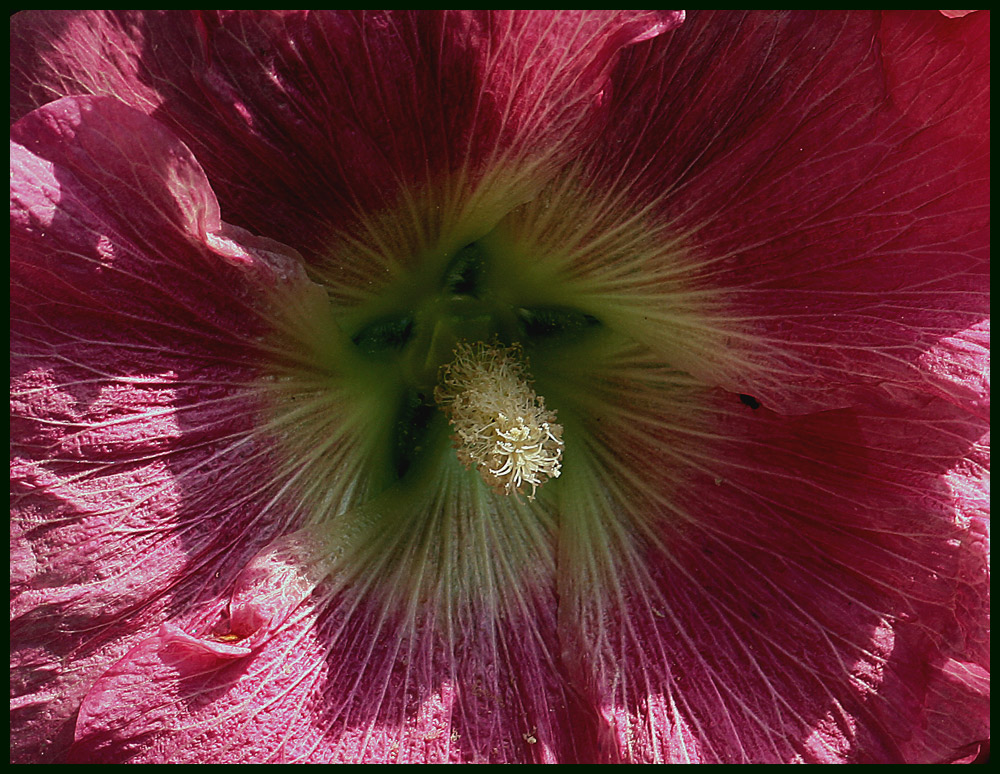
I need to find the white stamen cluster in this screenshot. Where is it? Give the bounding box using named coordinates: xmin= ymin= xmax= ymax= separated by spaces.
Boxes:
xmin=435 ymin=341 xmax=563 ymax=500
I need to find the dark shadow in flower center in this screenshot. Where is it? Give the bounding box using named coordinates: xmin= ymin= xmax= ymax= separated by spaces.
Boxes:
xmin=347 ymin=240 xmax=602 ymax=487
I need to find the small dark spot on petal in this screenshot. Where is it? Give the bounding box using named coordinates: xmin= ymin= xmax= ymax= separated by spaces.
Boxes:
xmin=739 ymin=393 xmax=761 ymax=410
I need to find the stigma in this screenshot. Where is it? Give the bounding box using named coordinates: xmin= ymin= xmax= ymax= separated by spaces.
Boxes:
xmin=435 ymin=341 xmax=563 ymax=499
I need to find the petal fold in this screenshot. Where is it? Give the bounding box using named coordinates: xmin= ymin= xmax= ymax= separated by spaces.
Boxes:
xmin=69 ymin=489 xmax=602 ymax=763
xmin=12 ymin=10 xmax=683 ymax=266
xmin=10 ymin=95 xmax=320 ymax=762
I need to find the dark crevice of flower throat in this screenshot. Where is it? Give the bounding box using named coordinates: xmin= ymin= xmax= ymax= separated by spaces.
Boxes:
xmin=349 ymin=241 xmax=602 ymax=482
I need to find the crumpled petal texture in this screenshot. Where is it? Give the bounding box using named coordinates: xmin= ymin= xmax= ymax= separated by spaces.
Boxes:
xmin=68 ymin=525 xmax=594 ymax=763
xmin=10 ymin=95 xmax=321 ymax=761
xmin=9 ymin=9 xmax=989 ymax=765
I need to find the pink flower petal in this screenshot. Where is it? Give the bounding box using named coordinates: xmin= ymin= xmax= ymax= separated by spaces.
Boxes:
xmin=69 ymin=510 xmax=597 ymax=763
xmin=10 ymin=95 xmax=321 ymax=762
xmin=582 ymin=10 xmax=989 ymax=415
xmin=554 ymin=349 xmax=989 ymax=762
xmin=11 ymin=10 xmax=683 ymax=263
xmin=9 ymin=12 xmax=989 ymax=765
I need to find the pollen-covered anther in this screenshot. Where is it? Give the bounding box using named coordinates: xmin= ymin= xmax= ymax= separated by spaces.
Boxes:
xmin=435 ymin=341 xmax=563 ymax=500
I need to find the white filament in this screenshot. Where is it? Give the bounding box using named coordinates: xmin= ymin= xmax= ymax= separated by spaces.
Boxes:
xmin=435 ymin=341 xmax=563 ymax=499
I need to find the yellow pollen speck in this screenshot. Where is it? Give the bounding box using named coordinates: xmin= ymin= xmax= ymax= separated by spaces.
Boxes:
xmin=435 ymin=341 xmax=563 ymax=500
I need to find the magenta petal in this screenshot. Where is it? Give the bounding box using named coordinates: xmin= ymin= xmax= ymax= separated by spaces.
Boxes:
xmin=592 ymin=11 xmax=989 ymax=414
xmin=10 ymin=96 xmax=318 ymax=762
xmin=557 ymin=375 xmax=988 ymax=762
xmin=224 ymin=529 xmax=331 ymax=644
xmin=70 ymin=624 xmax=253 ymax=762
xmin=10 ymin=13 xmax=989 ymax=766
xmin=12 ymin=11 xmax=683 ymax=256
xmin=70 ymin=531 xmax=596 ymax=763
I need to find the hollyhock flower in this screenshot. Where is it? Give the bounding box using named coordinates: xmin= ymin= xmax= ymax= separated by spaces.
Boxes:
xmin=10 ymin=9 xmax=989 ymax=764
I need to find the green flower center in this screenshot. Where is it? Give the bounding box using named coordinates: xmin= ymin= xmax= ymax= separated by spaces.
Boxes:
xmin=344 ymin=236 xmax=601 ymax=493
xmin=254 ymin=167 xmax=728 ymax=606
